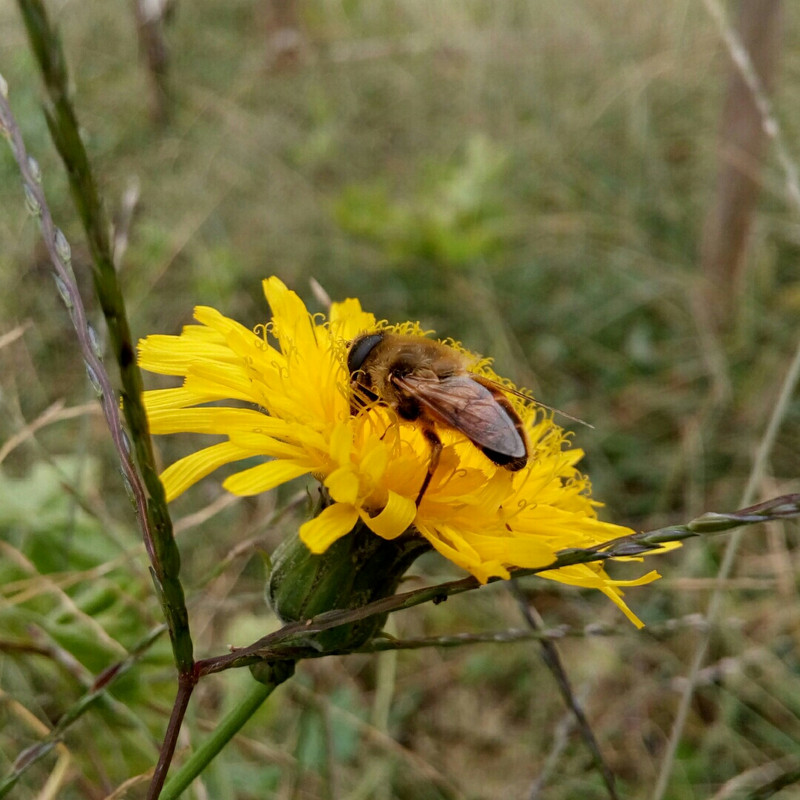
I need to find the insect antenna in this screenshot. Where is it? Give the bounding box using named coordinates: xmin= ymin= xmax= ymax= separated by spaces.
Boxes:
xmin=531 ymin=400 xmax=593 ymax=430
xmin=479 ymin=376 xmax=594 ymax=430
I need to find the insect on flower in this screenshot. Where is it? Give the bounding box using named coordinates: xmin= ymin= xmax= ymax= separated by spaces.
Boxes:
xmin=347 ymin=332 xmax=528 ymax=504
xmin=138 ymin=278 xmax=664 ymax=624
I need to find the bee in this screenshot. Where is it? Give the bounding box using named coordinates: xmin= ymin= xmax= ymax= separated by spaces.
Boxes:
xmin=347 ymin=332 xmax=528 ymax=504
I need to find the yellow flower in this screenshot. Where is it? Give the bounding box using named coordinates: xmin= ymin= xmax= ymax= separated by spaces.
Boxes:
xmin=139 ymin=276 xmax=667 ymax=627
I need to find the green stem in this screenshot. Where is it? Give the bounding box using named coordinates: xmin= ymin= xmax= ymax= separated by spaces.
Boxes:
xmin=15 ymin=0 xmax=192 ymax=674
xmin=159 ymin=663 xmax=295 ymax=800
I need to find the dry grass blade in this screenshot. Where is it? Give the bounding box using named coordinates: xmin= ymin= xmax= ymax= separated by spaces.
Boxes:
xmin=0 ymin=322 xmax=31 ymax=351
xmin=0 ymin=627 xmax=164 ymax=796
xmin=290 ymin=682 xmax=465 ymax=800
xmin=511 ymin=583 xmax=619 ymax=800
xmin=652 ymin=347 xmax=800 ymax=799
xmin=0 ymin=400 xmax=98 ymax=465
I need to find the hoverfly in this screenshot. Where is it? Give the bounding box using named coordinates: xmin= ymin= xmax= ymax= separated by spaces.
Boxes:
xmin=347 ymin=332 xmax=528 ymax=504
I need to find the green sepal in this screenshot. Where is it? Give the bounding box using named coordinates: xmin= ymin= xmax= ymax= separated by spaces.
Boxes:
xmin=267 ymin=517 xmax=429 ymax=653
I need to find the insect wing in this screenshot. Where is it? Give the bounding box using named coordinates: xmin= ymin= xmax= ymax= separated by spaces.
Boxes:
xmin=395 ymin=374 xmax=526 ymax=460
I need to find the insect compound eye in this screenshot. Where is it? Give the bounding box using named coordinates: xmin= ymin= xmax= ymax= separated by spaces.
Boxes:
xmin=347 ymin=333 xmax=385 ymax=375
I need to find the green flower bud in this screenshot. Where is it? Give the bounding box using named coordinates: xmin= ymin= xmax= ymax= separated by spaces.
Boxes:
xmin=267 ymin=516 xmax=430 ymax=653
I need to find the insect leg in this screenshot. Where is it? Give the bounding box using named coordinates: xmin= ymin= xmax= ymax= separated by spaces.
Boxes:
xmin=415 ymin=423 xmax=442 ymax=506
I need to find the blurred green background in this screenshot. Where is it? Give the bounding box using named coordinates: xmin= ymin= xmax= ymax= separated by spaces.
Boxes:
xmin=1 ymin=1 xmax=799 ymax=798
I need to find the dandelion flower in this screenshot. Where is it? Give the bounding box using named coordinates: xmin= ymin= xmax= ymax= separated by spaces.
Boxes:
xmin=139 ymin=277 xmax=667 ymax=627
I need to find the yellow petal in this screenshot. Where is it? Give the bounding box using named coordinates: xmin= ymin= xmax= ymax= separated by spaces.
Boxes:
xmin=147 ymin=407 xmax=286 ymax=436
xmin=227 ymin=431 xmax=304 ymax=460
xmin=325 ymin=467 xmax=360 ymax=505
xmin=599 ymin=588 xmax=645 ymax=629
xmin=223 ymin=460 xmax=311 ymax=495
xmin=360 ymin=491 xmax=416 ymax=540
xmin=328 ymin=423 xmax=353 ymax=464
xmin=415 ymin=521 xmax=510 ymax=582
xmin=143 ymin=387 xmax=221 ymax=412
xmin=160 ymin=441 xmax=249 ymax=502
xmin=138 ymin=333 xmax=223 ymax=374
xmin=193 ymin=305 xmax=270 ymax=357
xmin=359 ymin=441 xmax=389 ymax=484
xmin=466 ymin=534 xmax=554 ymax=569
xmin=329 ymin=298 xmax=377 ymax=340
xmin=184 ymin=366 xmax=260 ymax=403
xmin=300 ymin=503 xmax=359 ymax=553
xmin=262 ymin=277 xmax=318 ymax=356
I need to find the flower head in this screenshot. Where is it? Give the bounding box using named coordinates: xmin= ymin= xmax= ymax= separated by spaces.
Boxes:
xmin=139 ymin=277 xmax=667 ymax=627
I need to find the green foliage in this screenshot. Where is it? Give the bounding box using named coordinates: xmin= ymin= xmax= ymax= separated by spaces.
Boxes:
xmin=0 ymin=457 xmax=172 ymax=792
xmin=228 ymin=762 xmax=282 ymax=797
xmin=334 ymin=134 xmax=511 ymax=268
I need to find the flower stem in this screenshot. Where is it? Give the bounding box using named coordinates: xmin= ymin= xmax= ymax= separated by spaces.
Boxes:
xmin=159 ymin=662 xmax=295 ymax=800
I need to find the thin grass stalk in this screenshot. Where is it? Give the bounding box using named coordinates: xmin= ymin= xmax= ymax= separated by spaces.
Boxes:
xmin=747 ymin=763 xmax=800 ymax=799
xmin=0 ymin=490 xmax=785 ymax=792
xmin=0 ymin=627 xmax=164 ymax=798
xmin=527 ymin=704 xmax=578 ymax=800
xmin=197 ymin=493 xmax=800 ymax=676
xmin=355 ymin=615 xmax=732 ymax=651
xmin=358 ymin=626 xmax=612 ymax=652
xmin=146 ymin=674 xmax=196 ymax=800
xmin=13 ymin=0 xmax=193 ymax=674
xmin=654 ymin=341 xmax=800 ymax=800
xmin=0 ymin=94 xmax=147 ymax=556
xmin=510 ymin=582 xmax=619 ymax=800
xmin=159 ymin=663 xmax=295 ymax=800
xmin=651 ymin=4 xmax=800 ymax=794
xmin=131 ymin=0 xmax=171 ymax=123
xmin=149 ymin=496 xmax=800 ymax=791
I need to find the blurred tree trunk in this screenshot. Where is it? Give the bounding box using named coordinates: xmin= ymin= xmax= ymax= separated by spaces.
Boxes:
xmin=699 ymin=0 xmax=783 ymax=325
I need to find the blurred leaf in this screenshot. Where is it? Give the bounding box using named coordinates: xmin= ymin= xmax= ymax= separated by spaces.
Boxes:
xmin=333 ymin=134 xmax=512 ymax=268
